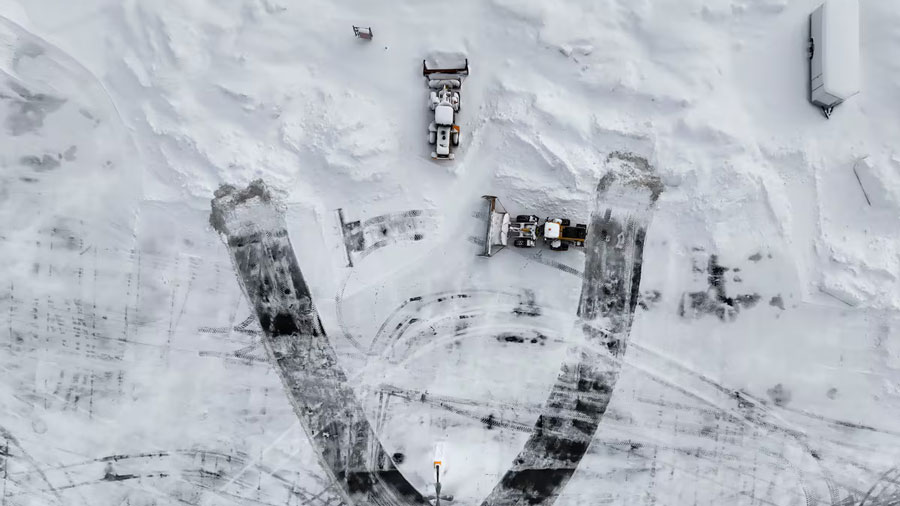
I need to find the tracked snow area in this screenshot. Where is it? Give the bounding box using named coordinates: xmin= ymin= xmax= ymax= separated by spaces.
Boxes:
xmin=1 ymin=0 xmax=900 ymax=505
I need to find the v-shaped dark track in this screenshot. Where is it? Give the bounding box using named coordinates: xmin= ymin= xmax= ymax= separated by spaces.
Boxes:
xmin=211 ymin=154 xmax=661 ymax=506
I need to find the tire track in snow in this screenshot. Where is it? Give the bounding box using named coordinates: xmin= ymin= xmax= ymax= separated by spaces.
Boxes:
xmin=621 ymin=341 xmax=844 ymax=506
xmin=0 ymin=425 xmax=64 ymax=504
xmin=859 ymin=466 xmax=900 ymax=506
xmin=367 ymin=289 xmax=524 ymax=354
xmin=338 ymin=209 xmax=437 ymax=266
xmin=211 ymin=181 xmax=427 ymax=506
xmin=333 ymin=211 xmax=441 ymax=352
xmin=466 ymin=236 xmax=585 ymax=278
xmin=367 ymin=289 xmax=546 ymax=359
xmin=6 ymin=447 xmax=339 ymax=505
xmin=481 ymin=152 xmax=663 ymax=506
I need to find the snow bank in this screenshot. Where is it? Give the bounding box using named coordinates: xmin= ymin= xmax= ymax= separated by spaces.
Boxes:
xmin=3 ymin=0 xmax=900 ymax=504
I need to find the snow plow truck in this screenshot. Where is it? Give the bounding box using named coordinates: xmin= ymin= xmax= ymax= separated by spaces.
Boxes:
xmin=423 ymin=57 xmax=468 ymax=160
xmin=479 ymin=196 xmax=587 ymax=256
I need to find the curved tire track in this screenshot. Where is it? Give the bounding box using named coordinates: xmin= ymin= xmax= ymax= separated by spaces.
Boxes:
xmin=481 ymin=153 xmax=663 ymax=506
xmin=212 ymin=181 xmax=427 ymax=506
xmin=211 ymin=155 xmax=663 ymax=506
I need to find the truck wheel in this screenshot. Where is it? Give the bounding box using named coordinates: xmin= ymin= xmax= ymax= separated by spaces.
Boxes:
xmin=513 ymin=238 xmax=528 ymax=248
xmin=561 ymin=219 xmax=571 ymax=226
xmin=451 ymin=130 xmax=460 ymax=146
xmin=576 ymin=223 xmax=587 ymax=228
xmin=551 ymin=243 xmax=569 ymax=251
xmin=516 ymin=215 xmax=533 ymax=223
xmin=429 ymin=131 xmax=436 ymax=144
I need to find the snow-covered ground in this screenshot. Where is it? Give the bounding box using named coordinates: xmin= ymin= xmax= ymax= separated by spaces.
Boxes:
xmin=1 ymin=0 xmax=899 ymax=504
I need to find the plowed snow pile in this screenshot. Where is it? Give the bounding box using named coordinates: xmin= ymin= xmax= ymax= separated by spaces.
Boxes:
xmin=1 ymin=0 xmax=899 ymax=505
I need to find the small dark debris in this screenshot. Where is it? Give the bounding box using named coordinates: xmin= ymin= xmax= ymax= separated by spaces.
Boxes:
xmin=512 ymin=307 xmax=541 ymax=317
xmin=708 ymin=255 xmax=728 ymax=293
xmin=769 ymin=295 xmax=785 ymax=310
xmin=513 ymin=290 xmax=541 ymax=317
xmin=638 ymin=290 xmax=662 ymax=310
xmin=102 ymin=462 xmax=136 ymax=481
xmin=679 ymin=255 xmax=761 ymax=321
xmin=733 ymin=391 xmax=755 ymax=410
xmin=734 ymin=294 xmax=760 ymax=308
xmin=766 ymin=383 xmax=792 ymax=407
xmin=63 ymin=145 xmax=77 ymax=161
xmin=748 ymin=253 xmax=762 ymax=262
xmin=392 ymin=452 xmax=405 ymax=464
xmin=20 ymin=154 xmax=60 ymax=171
xmin=5 ymin=82 xmax=66 ymax=135
xmin=103 ymin=472 xmax=137 ymax=481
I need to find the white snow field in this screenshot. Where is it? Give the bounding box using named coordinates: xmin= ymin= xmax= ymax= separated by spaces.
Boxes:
xmin=1 ymin=0 xmax=900 ymax=505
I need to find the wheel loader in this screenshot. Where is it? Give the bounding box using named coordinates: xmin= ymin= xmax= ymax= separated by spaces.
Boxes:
xmin=542 ymin=218 xmax=587 ymax=251
xmin=479 ymin=196 xmax=587 ymax=256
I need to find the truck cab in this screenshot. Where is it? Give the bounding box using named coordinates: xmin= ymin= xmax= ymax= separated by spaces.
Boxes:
xmin=432 ymin=104 xmax=455 ymax=158
xmin=543 ymin=219 xmax=587 ymax=251
xmin=428 ymin=86 xmax=461 ymax=159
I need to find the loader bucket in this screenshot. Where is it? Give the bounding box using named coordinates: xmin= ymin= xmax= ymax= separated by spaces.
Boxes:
xmin=480 ymin=195 xmax=510 ymax=257
xmin=423 ymin=58 xmax=469 ymax=78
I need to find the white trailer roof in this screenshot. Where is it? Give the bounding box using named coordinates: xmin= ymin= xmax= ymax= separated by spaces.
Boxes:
xmin=821 ymin=0 xmax=860 ymax=100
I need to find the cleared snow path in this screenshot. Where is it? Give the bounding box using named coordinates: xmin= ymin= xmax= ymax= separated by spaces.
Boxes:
xmin=211 ymin=154 xmax=661 ymax=506
xmin=211 ymin=181 xmax=428 ymax=506
xmin=482 ymin=153 xmax=662 ymax=505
